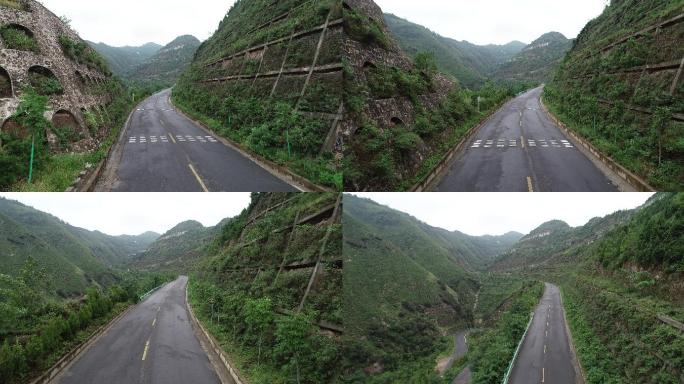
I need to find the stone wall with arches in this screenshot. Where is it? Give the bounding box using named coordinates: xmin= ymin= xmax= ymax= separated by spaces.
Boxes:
xmin=0 ymin=0 xmax=113 ymax=150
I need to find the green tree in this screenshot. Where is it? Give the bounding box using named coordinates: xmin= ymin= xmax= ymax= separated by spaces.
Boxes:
xmin=243 ymin=297 xmax=274 ymax=364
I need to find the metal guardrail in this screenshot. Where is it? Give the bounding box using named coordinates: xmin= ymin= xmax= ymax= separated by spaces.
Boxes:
xmin=502 ymin=312 xmax=534 ymax=384
xmin=139 ymin=283 xmax=165 ymax=302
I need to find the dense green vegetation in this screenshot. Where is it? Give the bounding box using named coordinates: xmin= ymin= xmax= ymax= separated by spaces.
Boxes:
xmin=59 ymin=36 xmax=110 ymax=75
xmin=189 ymin=193 xmax=342 ymax=383
xmin=27 ymin=70 xmax=62 ymax=96
xmin=547 ymin=0 xmax=684 ymax=189
xmin=0 ymin=255 xmax=175 ymax=384
xmin=465 ymin=280 xmax=543 ymax=384
xmin=0 ymin=89 xmax=50 ymax=188
xmin=342 ymin=195 xmax=525 ymax=382
xmin=128 ymin=35 xmax=200 ymax=87
xmin=174 ymin=0 xmax=342 ymax=190
xmin=494 ymin=32 xmax=572 ymax=83
xmin=383 ymin=13 xmax=525 ymax=89
xmin=0 ymin=25 xmax=38 ymax=52
xmin=8 ymin=81 xmax=154 ymax=191
xmin=493 ymin=193 xmax=684 ymax=383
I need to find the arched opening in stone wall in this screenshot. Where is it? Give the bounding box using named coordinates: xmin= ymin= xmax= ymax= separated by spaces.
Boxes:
xmin=0 ymin=24 xmax=39 ymax=52
xmin=28 ymin=66 xmax=63 ymax=96
xmin=0 ymin=66 xmax=12 ymax=98
xmin=1 ymin=118 xmax=28 ymax=139
xmin=363 ymin=61 xmax=377 ymax=69
xmin=51 ymin=110 xmax=81 ymax=142
xmin=390 ymin=117 xmax=404 ymax=127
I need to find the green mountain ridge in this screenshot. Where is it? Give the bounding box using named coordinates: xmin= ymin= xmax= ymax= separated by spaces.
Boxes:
xmin=0 ymin=198 xmax=159 ymax=296
xmin=383 ymin=13 xmax=526 ymax=88
xmin=129 ymin=35 xmax=201 ymax=86
xmin=87 ymin=41 xmax=162 ymax=78
xmin=494 ymin=31 xmax=572 ymax=83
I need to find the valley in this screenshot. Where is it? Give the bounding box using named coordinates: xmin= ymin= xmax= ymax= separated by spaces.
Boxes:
xmin=343 ymin=192 xmax=683 ymax=384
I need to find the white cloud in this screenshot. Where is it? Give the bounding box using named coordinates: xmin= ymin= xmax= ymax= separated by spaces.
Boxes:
xmin=0 ymin=192 xmax=251 ymax=236
xmin=349 ymin=193 xmax=653 ymax=236
xmin=39 ymin=0 xmax=237 ymax=46
xmin=375 ymin=0 xmax=608 ymax=45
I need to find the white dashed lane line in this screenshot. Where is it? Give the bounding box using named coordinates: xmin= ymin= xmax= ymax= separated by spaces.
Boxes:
xmin=470 ymin=138 xmax=574 ymax=150
xmin=128 ymin=135 xmax=220 ymax=144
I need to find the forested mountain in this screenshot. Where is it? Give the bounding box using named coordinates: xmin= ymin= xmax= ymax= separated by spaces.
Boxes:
xmin=343 ymin=194 xmax=526 ymax=381
xmin=493 ymin=193 xmax=683 ymax=383
xmin=545 ymin=0 xmax=684 ymax=190
xmin=0 ymin=198 xmax=159 ymax=296
xmin=87 ymin=41 xmax=162 ymax=79
xmin=129 ymin=218 xmax=223 ymax=271
xmin=494 ymin=32 xmax=572 ymax=83
xmin=129 ymin=35 xmax=201 ymax=86
xmin=384 ymin=13 xmax=525 ymax=88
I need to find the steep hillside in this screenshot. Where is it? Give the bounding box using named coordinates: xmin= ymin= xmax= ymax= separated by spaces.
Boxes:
xmin=87 ymin=41 xmax=161 ymax=78
xmin=383 ymin=13 xmax=525 ymax=88
xmin=173 ymin=0 xmax=343 ymax=189
xmin=129 ymin=35 xmax=200 ymax=86
xmin=342 ymin=194 xmax=524 ymax=381
xmin=130 ymin=219 xmax=217 ymax=270
xmin=0 ymin=0 xmax=130 ymax=190
xmin=494 ymin=32 xmax=572 ymax=83
xmin=0 ymin=198 xmax=158 ymax=296
xmin=188 ymin=193 xmax=342 ymax=383
xmin=342 ymin=0 xmax=514 ymax=191
xmin=546 ymin=0 xmax=684 ymax=189
xmin=493 ymin=193 xmax=683 ymax=384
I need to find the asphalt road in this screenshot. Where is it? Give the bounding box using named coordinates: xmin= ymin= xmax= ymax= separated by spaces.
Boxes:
xmin=98 ymin=89 xmax=296 ymax=192
xmin=509 ymin=283 xmax=577 ymax=384
xmin=53 ymin=276 xmax=222 ymax=384
xmin=436 ymin=87 xmax=618 ymax=191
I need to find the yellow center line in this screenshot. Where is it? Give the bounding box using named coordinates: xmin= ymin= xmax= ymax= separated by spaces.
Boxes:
xmin=527 ymin=176 xmax=534 ymax=192
xmin=188 ymin=163 xmax=209 ymax=192
xmin=142 ymin=340 xmax=150 ymax=361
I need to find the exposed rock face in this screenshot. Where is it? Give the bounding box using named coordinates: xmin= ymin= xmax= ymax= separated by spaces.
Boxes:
xmin=0 ymin=0 xmax=112 ymax=150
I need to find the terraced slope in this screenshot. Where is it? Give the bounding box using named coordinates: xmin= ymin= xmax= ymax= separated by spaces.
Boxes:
xmin=188 ymin=192 xmax=342 ymax=383
xmin=494 ymin=32 xmax=572 ymax=83
xmin=173 ymin=0 xmax=343 ymax=190
xmin=546 ymin=0 xmax=684 ymax=189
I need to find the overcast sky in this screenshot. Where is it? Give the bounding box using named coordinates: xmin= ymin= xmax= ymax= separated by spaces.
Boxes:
xmin=37 ymin=0 xmax=608 ymax=47
xmin=350 ymin=193 xmax=653 ymax=236
xmin=40 ymin=0 xmax=236 ymax=46
xmin=376 ymin=0 xmax=608 ymax=45
xmin=0 ymin=193 xmax=250 ymax=236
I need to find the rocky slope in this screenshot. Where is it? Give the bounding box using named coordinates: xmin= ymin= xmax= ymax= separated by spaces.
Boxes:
xmin=494 ymin=32 xmax=572 ymax=83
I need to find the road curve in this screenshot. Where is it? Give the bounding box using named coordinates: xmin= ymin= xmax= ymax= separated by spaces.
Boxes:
xmin=53 ymin=276 xmax=222 ymax=384
xmin=96 ymin=89 xmax=297 ymax=192
xmin=509 ymin=283 xmax=577 ymax=384
xmin=436 ymin=87 xmax=618 ymax=192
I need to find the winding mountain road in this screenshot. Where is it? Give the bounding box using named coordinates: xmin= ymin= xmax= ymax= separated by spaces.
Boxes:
xmin=436 ymin=87 xmax=619 ymax=192
xmin=52 ymin=276 xmax=229 ymax=384
xmin=509 ymin=283 xmax=580 ymax=384
xmin=95 ymin=89 xmax=297 ymax=192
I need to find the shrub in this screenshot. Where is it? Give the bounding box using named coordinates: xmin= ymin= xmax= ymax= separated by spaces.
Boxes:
xmin=0 ymin=25 xmax=38 ymax=52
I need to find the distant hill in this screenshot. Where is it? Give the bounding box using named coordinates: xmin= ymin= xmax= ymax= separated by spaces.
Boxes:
xmin=87 ymin=41 xmax=162 ymax=78
xmin=384 ymin=13 xmax=525 ymax=88
xmin=0 ymin=198 xmax=159 ymax=297
xmin=129 ymin=218 xmax=221 ymax=271
xmin=129 ymin=35 xmax=201 ymax=86
xmin=494 ymin=32 xmax=572 ymax=82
